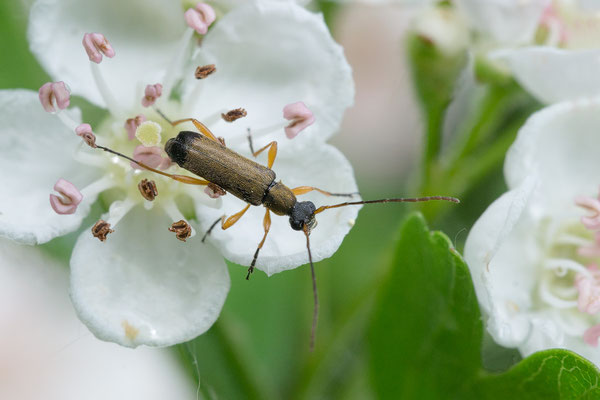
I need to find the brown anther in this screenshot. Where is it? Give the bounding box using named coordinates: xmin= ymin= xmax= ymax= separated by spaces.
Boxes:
xmin=91 ymin=220 xmax=114 ymax=242
xmin=221 ymin=108 xmax=247 ymax=122
xmin=138 ymin=179 xmax=158 ymax=201
xmin=217 ymin=136 xmax=226 ymax=146
xmin=206 ymin=182 xmax=226 ymax=199
xmin=132 ymin=115 xmax=145 ymax=126
xmin=81 ymin=132 xmax=97 ymax=148
xmin=169 ymin=220 xmax=192 ymax=242
xmin=195 ymin=64 xmax=216 ymax=79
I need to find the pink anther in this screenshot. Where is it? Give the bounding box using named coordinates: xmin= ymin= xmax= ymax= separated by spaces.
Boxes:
xmin=184 ymin=3 xmax=216 ymax=35
xmin=131 ymin=145 xmax=171 ymax=170
xmin=142 ymin=84 xmax=163 ymax=107
xmin=75 ymin=123 xmax=97 ymax=148
xmin=584 ymin=324 xmax=600 ymax=347
xmin=38 ymin=81 xmax=70 ymax=113
xmin=204 ymin=183 xmax=226 ymax=199
xmin=49 ymin=178 xmax=83 ymax=215
xmin=124 ymin=114 xmax=147 ymax=140
xmin=576 ymin=195 xmax=600 ymax=231
xmin=283 ymin=102 xmax=315 ymax=139
xmin=578 ymin=232 xmax=600 ymax=258
xmin=82 ymin=33 xmax=115 ymax=64
xmin=540 ymin=4 xmax=568 ymax=45
xmin=575 ymin=265 xmax=600 ymax=314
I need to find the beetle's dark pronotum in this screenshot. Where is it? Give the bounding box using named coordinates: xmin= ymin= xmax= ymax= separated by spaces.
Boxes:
xmin=94 ymin=116 xmax=459 ymax=349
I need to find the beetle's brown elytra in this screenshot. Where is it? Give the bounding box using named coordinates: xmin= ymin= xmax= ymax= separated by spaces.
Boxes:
xmin=166 ymin=131 xmax=276 ymax=207
xmin=93 ymin=115 xmax=459 ymax=350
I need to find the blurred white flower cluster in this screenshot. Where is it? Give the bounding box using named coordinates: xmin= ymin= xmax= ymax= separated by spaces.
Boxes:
xmin=447 ymin=0 xmax=600 ymax=365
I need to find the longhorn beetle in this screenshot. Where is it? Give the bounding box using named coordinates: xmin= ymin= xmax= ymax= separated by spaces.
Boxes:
xmin=94 ymin=117 xmax=459 ymax=348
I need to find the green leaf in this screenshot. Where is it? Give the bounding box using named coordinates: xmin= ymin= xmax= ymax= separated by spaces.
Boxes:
xmin=368 ymin=213 xmax=482 ymax=399
xmin=368 ymin=213 xmax=600 ymax=399
xmin=474 ymin=350 xmax=600 ymax=400
xmin=0 ymin=0 xmax=50 ymax=89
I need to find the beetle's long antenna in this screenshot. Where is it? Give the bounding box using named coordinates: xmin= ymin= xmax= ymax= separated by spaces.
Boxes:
xmin=303 ymin=225 xmax=318 ymax=351
xmin=95 ymin=144 xmax=209 ymax=185
xmin=314 ymin=196 xmax=460 ymax=215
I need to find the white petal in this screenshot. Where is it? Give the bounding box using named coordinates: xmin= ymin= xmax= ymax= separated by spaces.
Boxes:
xmin=182 ymin=0 xmax=354 ymax=148
xmin=70 ymin=205 xmax=229 ymax=347
xmin=0 ymin=238 xmax=195 ymax=399
xmin=504 ymin=97 xmax=600 ymax=208
xmin=455 ymin=0 xmax=549 ymax=44
xmin=464 ymin=177 xmax=539 ymax=347
xmin=196 ymin=144 xmax=360 ymax=276
xmin=517 ymin=312 xmax=566 ymax=356
xmin=492 ymin=47 xmax=600 ymax=104
xmin=28 ymin=0 xmax=186 ymax=108
xmin=0 ymin=90 xmax=101 ymax=244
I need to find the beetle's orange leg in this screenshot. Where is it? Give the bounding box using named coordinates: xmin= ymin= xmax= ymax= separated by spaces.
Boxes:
xmin=222 ymin=204 xmax=251 ymax=230
xmin=253 ymin=141 xmax=278 ymax=169
xmin=171 ymin=118 xmax=220 ymax=143
xmin=200 ymin=204 xmax=251 ymax=242
xmin=291 ymin=186 xmax=358 ymax=198
xmin=247 ymin=208 xmax=271 ymax=280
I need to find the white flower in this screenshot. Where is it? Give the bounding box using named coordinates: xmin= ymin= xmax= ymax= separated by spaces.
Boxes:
xmin=455 ymin=0 xmax=600 ymax=104
xmin=412 ymin=4 xmax=470 ymax=57
xmin=0 ymin=0 xmax=356 ymax=347
xmin=465 ymin=97 xmax=600 ymax=364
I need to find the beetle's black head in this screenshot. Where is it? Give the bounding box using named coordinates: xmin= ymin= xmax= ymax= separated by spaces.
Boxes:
xmin=165 ymin=131 xmax=200 ymax=167
xmin=289 ymin=201 xmax=317 ymax=232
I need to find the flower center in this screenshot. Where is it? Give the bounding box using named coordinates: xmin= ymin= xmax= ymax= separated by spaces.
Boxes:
xmin=536 ymin=190 xmax=600 ymax=346
xmin=41 ymin=13 xmax=316 ymax=243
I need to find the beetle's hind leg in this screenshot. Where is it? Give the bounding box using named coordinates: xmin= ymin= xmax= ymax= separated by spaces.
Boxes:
xmin=171 ymin=118 xmax=221 ymax=144
xmin=201 ymin=204 xmax=251 ymax=242
xmin=247 ymin=208 xmax=272 ymax=280
xmin=247 ymin=128 xmax=278 ymax=169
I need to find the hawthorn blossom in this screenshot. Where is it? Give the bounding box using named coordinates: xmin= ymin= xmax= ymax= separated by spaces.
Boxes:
xmin=453 ymin=0 xmax=600 ymax=104
xmin=0 ymin=0 xmax=357 ymax=347
xmin=465 ymin=97 xmax=600 ymax=364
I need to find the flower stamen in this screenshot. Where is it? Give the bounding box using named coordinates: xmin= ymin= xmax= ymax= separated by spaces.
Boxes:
xmin=138 ymin=179 xmax=158 ymax=201
xmin=195 ymin=64 xmax=216 ymax=79
xmin=130 ymin=145 xmax=171 ymax=170
xmin=283 ymin=101 xmax=315 ymax=139
xmin=91 ymin=219 xmax=114 ymax=241
xmin=75 ymin=123 xmax=97 ymax=148
xmin=575 ymin=265 xmax=600 ymax=314
xmin=576 ymin=194 xmax=600 ymax=230
xmin=184 ymin=3 xmax=216 ymax=35
xmin=82 ymin=33 xmax=115 ymax=64
xmin=83 ymin=33 xmax=121 ymax=117
xmin=164 ymin=201 xmax=195 ymax=238
xmin=584 ymin=324 xmax=600 ymax=347
xmin=38 ymin=81 xmax=70 ymax=113
xmin=49 ymin=178 xmax=83 ymax=215
xmin=169 ymin=220 xmax=192 ymax=242
xmin=125 ymin=115 xmax=147 ymax=140
xmin=142 ymin=84 xmax=163 ymax=108
xmin=221 ymin=108 xmax=247 ymax=122
xmin=204 ymin=182 xmax=226 ymax=199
